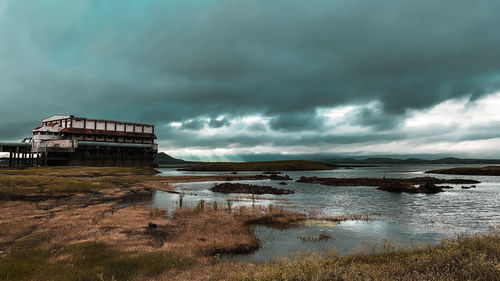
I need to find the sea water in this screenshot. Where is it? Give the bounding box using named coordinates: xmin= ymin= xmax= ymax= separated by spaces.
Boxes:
xmin=150 ymin=165 xmax=500 ymax=261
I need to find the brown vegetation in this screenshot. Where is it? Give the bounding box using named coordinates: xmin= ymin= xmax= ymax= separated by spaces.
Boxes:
xmin=164 ymin=205 xmax=305 ymax=256
xmin=299 ymin=232 xmax=332 ymax=242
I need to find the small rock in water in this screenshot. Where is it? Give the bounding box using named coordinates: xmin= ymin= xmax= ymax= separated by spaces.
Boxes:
xmin=262 ymin=171 xmax=282 ymax=175
xmin=269 ymin=174 xmax=292 ymax=181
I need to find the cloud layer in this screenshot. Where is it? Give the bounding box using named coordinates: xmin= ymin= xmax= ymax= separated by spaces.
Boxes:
xmin=1 ymin=1 xmax=500 ymax=159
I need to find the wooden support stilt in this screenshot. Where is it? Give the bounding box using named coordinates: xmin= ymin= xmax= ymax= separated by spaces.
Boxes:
xmin=15 ymin=147 xmax=19 ymax=167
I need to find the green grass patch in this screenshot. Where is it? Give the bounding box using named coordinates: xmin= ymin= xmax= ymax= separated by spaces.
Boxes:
xmin=0 ymin=176 xmax=115 ymax=194
xmin=0 ymin=166 xmax=158 ymax=196
xmin=0 ymin=240 xmax=194 ymax=281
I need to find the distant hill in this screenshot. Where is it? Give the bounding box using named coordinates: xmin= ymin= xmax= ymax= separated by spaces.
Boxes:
xmin=322 ymin=157 xmax=500 ymax=165
xmin=178 ymin=160 xmax=336 ymax=171
xmin=154 ymin=152 xmax=201 ymax=166
xmin=155 ymin=153 xmax=500 ymax=166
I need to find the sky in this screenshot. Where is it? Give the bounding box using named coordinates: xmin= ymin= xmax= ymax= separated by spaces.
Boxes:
xmin=1 ymin=0 xmax=500 ymax=161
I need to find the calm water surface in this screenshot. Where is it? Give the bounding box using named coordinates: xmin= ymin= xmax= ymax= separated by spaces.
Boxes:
xmin=150 ymin=165 xmax=500 ymax=262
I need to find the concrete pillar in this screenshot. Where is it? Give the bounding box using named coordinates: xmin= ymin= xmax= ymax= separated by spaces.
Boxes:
xmin=9 ymin=151 xmax=12 ymax=167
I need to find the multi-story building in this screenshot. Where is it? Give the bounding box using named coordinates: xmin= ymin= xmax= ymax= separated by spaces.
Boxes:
xmin=1 ymin=115 xmax=157 ymax=167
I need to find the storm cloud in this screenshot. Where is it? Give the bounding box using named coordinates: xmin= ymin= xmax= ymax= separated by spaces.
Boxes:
xmin=1 ymin=0 xmax=500 ymax=159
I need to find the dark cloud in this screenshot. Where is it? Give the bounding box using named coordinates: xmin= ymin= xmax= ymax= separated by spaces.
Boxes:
xmin=345 ymin=104 xmax=400 ymax=131
xmin=1 ymin=1 xmax=500 ymax=156
xmin=269 ymin=112 xmax=324 ymax=132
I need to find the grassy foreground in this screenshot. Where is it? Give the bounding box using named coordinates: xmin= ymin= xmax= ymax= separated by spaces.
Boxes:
xmin=178 ymin=160 xmax=336 ymax=171
xmin=0 ymin=167 xmax=499 ymax=280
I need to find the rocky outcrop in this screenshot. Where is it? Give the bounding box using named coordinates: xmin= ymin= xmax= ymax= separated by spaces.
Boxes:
xmin=269 ymin=174 xmax=292 ymax=181
xmin=377 ymin=182 xmax=444 ymax=194
xmin=297 ymin=176 xmax=479 ymax=186
xmin=210 ymin=183 xmax=294 ymax=195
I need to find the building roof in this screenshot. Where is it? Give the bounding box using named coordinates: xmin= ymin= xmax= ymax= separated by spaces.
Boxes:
xmin=42 ymin=115 xmax=154 ymax=127
xmin=60 ymin=128 xmax=156 ymax=139
xmin=42 ymin=115 xmax=72 ymax=123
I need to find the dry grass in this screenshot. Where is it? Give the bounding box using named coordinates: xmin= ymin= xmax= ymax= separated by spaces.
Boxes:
xmin=299 ymin=232 xmax=332 ymax=242
xmin=154 ymin=205 xmax=306 ymax=257
xmin=238 ymin=205 xmax=306 ymax=229
xmin=315 ymin=213 xmax=373 ymax=222
xmin=0 ymin=200 xmax=193 ymax=281
xmin=230 ymin=229 xmax=500 ymax=281
xmin=307 ymin=209 xmax=374 ymax=223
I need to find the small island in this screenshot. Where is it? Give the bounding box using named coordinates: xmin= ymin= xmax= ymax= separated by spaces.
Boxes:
xmin=297 ymin=176 xmax=480 ymax=194
xmin=426 ymin=166 xmax=500 ymax=176
xmin=210 ymin=182 xmax=295 ymax=195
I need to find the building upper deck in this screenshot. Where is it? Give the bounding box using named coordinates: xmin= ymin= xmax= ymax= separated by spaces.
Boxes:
xmin=33 ymin=115 xmax=156 ymax=141
xmin=31 ymin=115 xmax=157 ymax=148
